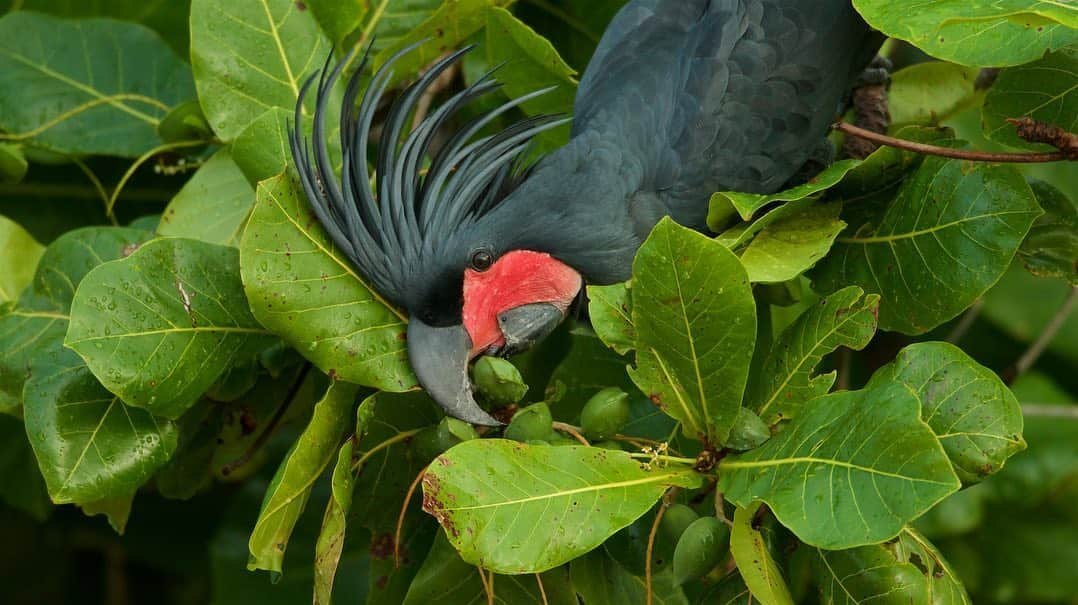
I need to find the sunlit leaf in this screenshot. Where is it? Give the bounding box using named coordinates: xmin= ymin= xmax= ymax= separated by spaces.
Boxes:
xmin=889 ymin=62 xmax=982 ymax=128
xmin=730 ymin=503 xmax=793 ymax=605
xmin=157 ymin=149 xmax=255 ymax=247
xmin=587 ymin=282 xmax=634 ymax=355
xmin=0 ymin=214 xmax=44 ymax=304
xmin=734 ymin=202 xmax=846 ymax=284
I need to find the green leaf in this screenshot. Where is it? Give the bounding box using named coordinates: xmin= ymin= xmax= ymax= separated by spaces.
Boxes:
xmin=708 ymin=160 xmax=861 ymax=226
xmin=720 ymin=385 xmax=960 ymax=549
xmin=0 ymin=227 xmax=152 ymax=414
xmin=629 ymin=218 xmax=756 ymax=444
xmin=13 ymin=0 xmax=193 ymax=56
xmin=571 ymin=548 xmax=689 ymax=605
xmin=828 ymin=127 xmax=956 ymax=202
xmin=485 ymin=6 xmax=577 ymax=150
xmin=897 ymin=528 xmax=971 ymax=604
xmin=305 ymin=0 xmax=366 ymax=46
xmin=730 ymin=503 xmax=794 ymax=605
xmin=0 ymin=143 xmax=28 ymax=184
xmin=248 ymin=379 xmax=358 ymax=575
xmin=231 ymin=107 xmax=294 ymax=185
xmin=851 ymin=0 xmax=1078 ymax=67
xmin=748 ymin=286 xmax=879 ymax=424
xmin=812 ymin=543 xmax=928 ymax=605
xmin=404 ymin=532 xmax=577 ymax=605
xmin=66 ymin=238 xmax=276 ymax=419
xmin=587 ymin=281 xmax=635 ymax=355
xmin=190 ymin=0 xmax=328 ymax=140
xmin=811 ymin=156 xmax=1041 ymax=335
xmin=867 ymin=342 xmax=1025 ymax=484
xmin=0 ymin=214 xmax=44 ymax=304
xmin=240 ymin=173 xmax=415 ymax=391
xmin=0 ymin=12 xmax=194 ymax=157
xmin=735 ymin=202 xmax=846 ymax=284
xmin=80 ymin=493 xmax=134 ymax=534
xmin=157 ymin=149 xmax=256 ymax=247
xmin=1018 ymin=180 xmax=1077 ymax=284
xmin=889 ymin=62 xmax=983 ymax=128
xmin=422 ymin=439 xmax=702 ymax=574
xmin=984 ymin=49 xmax=1078 ymax=151
xmin=24 ymin=347 xmax=178 ymax=505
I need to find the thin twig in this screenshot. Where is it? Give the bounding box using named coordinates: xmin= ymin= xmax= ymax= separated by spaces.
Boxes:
xmin=535 ymin=573 xmax=549 ymax=605
xmin=714 ymin=488 xmax=732 ymax=528
xmin=947 ymin=299 xmax=985 ymax=344
xmin=1022 ymin=404 xmax=1078 ymax=419
xmin=220 ymin=363 xmax=312 ymax=477
xmin=394 ymin=464 xmax=429 ymax=569
xmin=645 ymin=487 xmax=680 ymax=605
xmin=477 ymin=567 xmax=495 ymax=605
xmin=1007 ymin=286 xmax=1078 ymax=383
xmin=551 ymin=421 xmax=589 ymax=446
xmin=107 ymin=140 xmax=206 ymax=220
xmin=834 ymin=122 xmax=1070 ymax=163
xmin=67 ymin=156 xmax=115 ymax=225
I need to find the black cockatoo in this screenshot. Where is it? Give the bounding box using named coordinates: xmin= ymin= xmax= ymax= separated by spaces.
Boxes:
xmin=291 ymin=0 xmax=881 ymax=425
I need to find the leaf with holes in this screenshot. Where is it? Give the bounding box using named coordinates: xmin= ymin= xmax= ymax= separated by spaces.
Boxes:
xmin=240 ymin=173 xmax=415 ymax=391
xmin=157 ymin=149 xmax=255 ymax=247
xmin=0 ymin=228 xmax=152 ymax=415
xmin=248 ymin=380 xmax=359 ymax=575
xmin=983 ymin=49 xmax=1078 ymax=151
xmin=811 ymin=156 xmax=1041 ymax=335
xmin=66 ymin=238 xmax=276 ymax=419
xmin=422 ymin=439 xmax=702 ymax=574
xmin=190 ymin=0 xmax=328 ymax=141
xmin=812 ymin=542 xmax=928 ymax=604
xmin=867 ymin=342 xmax=1025 ymax=484
xmin=0 ymin=12 xmax=194 ymax=157
xmin=852 ymin=0 xmax=1078 ymax=67
xmin=748 ymin=286 xmax=879 ymax=424
xmin=720 ymin=384 xmax=960 ymax=549
xmin=629 ymin=218 xmax=755 ymax=444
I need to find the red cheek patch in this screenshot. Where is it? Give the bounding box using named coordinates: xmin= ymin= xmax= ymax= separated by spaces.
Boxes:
xmin=462 ymin=250 xmax=582 ymax=355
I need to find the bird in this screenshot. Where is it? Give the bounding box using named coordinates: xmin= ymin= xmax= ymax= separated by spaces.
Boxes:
xmin=291 ymin=0 xmax=882 ymax=426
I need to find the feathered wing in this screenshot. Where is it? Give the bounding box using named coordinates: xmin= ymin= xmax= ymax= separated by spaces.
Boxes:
xmin=573 ymin=0 xmax=881 ymax=230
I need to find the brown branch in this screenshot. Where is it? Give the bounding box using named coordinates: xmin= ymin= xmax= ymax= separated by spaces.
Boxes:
xmin=645 ymin=487 xmax=680 ymax=605
xmin=1008 ymin=117 xmax=1078 ymax=160
xmin=394 ymin=464 xmax=429 ymax=569
xmin=843 ymin=82 xmax=891 ymax=159
xmin=1004 ymin=286 xmax=1078 ymax=383
xmin=834 ymin=122 xmax=1071 ymax=163
xmin=551 ymin=421 xmax=590 ymax=446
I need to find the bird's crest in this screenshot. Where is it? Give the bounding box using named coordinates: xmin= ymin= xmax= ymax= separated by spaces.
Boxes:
xmin=290 ymin=43 xmax=570 ymax=308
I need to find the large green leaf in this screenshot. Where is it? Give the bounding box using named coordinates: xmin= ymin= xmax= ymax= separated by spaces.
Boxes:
xmin=734 ymin=202 xmax=846 ymax=284
xmin=983 ymin=49 xmax=1078 ymax=150
xmin=720 ymin=385 xmax=960 ymax=549
xmin=0 ymin=227 xmax=152 ymax=414
xmin=1018 ymin=180 xmax=1077 ymax=284
xmin=190 ymin=0 xmax=328 ymax=140
xmin=404 ymin=532 xmax=577 ymax=605
xmin=730 ymin=503 xmax=793 ymax=605
xmin=812 ymin=543 xmax=928 ymax=605
xmin=157 ymin=149 xmax=255 ymax=247
xmin=12 ymin=0 xmax=193 ymax=56
xmin=852 ymin=0 xmax=1078 ymax=67
xmin=422 ymin=439 xmax=701 ymax=574
xmin=629 ymin=218 xmax=756 ymax=444
xmin=571 ymin=548 xmax=689 ymax=605
xmin=867 ymin=342 xmax=1025 ymax=484
xmin=0 ymin=214 xmax=43 ymax=304
xmin=24 ymin=347 xmax=177 ymax=505
xmin=0 ymin=12 xmax=194 ymax=157
xmin=897 ymin=528 xmax=971 ymax=604
xmin=748 ymin=286 xmax=879 ymax=425
xmin=304 ymin=0 xmax=366 ymax=46
xmin=889 ymin=62 xmax=983 ymax=128
xmin=248 ymin=380 xmax=359 ymax=575
xmin=811 ymin=157 xmax=1041 ymax=335
xmin=66 ymin=238 xmax=275 ymax=419
xmin=240 ymin=173 xmax=414 ymax=391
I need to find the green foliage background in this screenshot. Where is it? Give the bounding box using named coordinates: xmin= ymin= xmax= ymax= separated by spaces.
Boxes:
xmin=0 ymin=1 xmax=1075 ymax=604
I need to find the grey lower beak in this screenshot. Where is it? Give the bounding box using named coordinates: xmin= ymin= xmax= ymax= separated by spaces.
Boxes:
xmin=406 ymin=318 xmax=502 ymax=426
xmin=497 ymin=303 xmax=566 ymax=357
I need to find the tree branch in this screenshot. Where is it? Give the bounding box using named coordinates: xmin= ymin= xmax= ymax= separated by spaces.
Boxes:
xmin=1005 ymin=286 xmax=1078 ymax=383
xmin=833 ymin=122 xmax=1072 ymax=163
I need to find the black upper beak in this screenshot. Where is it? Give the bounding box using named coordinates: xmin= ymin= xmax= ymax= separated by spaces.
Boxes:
xmin=406 ymin=318 xmax=502 ymax=426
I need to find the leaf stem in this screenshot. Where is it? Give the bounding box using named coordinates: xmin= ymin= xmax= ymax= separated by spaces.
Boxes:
xmin=1006 ymin=286 xmax=1078 ymax=383
xmin=628 ymin=452 xmax=698 ymax=466
xmin=107 ymin=140 xmax=206 ymax=220
xmin=394 ymin=464 xmax=428 ymax=569
xmin=645 ymin=488 xmax=680 ymax=605
xmin=833 ymin=122 xmax=1071 ymax=163
xmin=220 ymin=363 xmax=312 ymax=477
xmin=350 ymin=427 xmax=425 ymax=473
xmin=535 ymin=573 xmax=549 ymax=605
xmin=1021 ymin=404 xmax=1078 ymax=419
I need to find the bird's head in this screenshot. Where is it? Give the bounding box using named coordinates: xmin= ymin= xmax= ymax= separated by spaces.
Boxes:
xmin=291 ymin=44 xmax=579 ymax=425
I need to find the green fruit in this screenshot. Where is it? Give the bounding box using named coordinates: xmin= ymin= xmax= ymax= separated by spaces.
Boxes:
xmin=672 ymin=516 xmax=730 ymax=585
xmin=415 ymin=417 xmax=480 ymax=459
xmin=580 ymin=387 xmax=630 ymax=440
xmin=472 ymin=357 xmax=528 ymax=405
xmin=504 ymin=402 xmax=552 ymax=442
xmin=660 ymin=504 xmax=700 ymax=544
xmin=156 ymin=100 xmax=213 ymax=143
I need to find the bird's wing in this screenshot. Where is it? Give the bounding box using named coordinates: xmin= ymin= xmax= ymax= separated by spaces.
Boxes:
xmin=573 ymin=0 xmax=879 ymax=230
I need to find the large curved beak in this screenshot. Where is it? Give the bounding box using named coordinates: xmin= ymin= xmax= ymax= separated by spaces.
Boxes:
xmin=406 ymin=318 xmax=502 ymax=426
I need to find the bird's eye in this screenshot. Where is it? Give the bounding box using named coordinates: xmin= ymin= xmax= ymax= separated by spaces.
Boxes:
xmin=469 ymin=249 xmax=495 ymax=272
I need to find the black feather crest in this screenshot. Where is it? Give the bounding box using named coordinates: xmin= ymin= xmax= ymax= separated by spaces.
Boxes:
xmin=290 ymin=43 xmax=570 ymax=308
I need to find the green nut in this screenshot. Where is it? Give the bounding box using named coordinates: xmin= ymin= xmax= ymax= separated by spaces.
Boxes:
xmin=156 ymin=100 xmax=213 ymax=143
xmin=415 ymin=417 xmax=480 ymax=459
xmin=472 ymin=357 xmax=528 ymax=406
xmin=660 ymin=504 xmax=700 ymax=544
xmin=672 ymin=516 xmax=730 ymax=585
xmin=504 ymin=402 xmax=552 ymax=442
xmin=580 ymin=387 xmax=631 ymax=440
